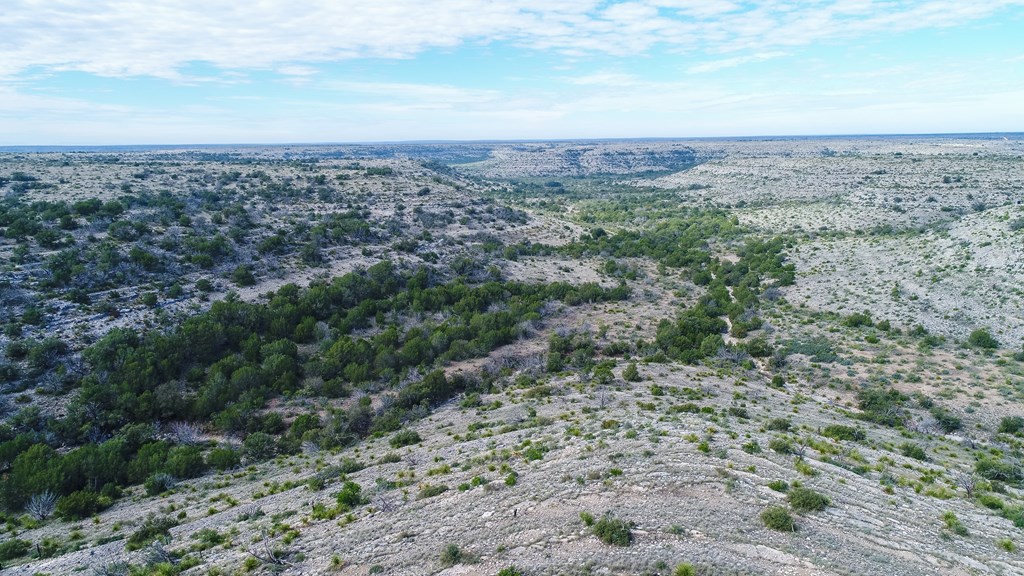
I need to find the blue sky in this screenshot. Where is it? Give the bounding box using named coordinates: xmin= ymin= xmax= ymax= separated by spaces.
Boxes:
xmin=1 ymin=1 xmax=1022 ymax=144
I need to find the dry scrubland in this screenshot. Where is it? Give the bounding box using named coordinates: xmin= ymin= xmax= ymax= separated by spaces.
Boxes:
xmin=1 ymin=136 xmax=1023 ymax=576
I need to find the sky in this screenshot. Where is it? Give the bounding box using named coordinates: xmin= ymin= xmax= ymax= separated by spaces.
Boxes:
xmin=1 ymin=1 xmax=1023 ymax=145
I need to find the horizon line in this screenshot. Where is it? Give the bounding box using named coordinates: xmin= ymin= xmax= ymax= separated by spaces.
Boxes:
xmin=1 ymin=131 xmax=1022 ymax=151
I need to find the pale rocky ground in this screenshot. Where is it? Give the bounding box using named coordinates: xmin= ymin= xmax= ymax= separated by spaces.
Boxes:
xmin=10 ymin=354 xmax=1024 ymax=575
xmin=4 ymin=137 xmax=1024 ymax=575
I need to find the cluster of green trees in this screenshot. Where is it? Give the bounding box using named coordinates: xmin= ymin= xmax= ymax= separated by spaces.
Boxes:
xmin=0 ymin=261 xmax=628 ymax=516
xmin=563 ymin=210 xmax=740 ymax=279
xmin=652 ymin=236 xmax=794 ymax=363
xmin=0 ymin=195 xmax=124 ymax=246
xmin=0 ymin=423 xmax=207 ymax=514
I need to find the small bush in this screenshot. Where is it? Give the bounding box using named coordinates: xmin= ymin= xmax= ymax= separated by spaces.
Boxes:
xmin=821 ymin=425 xmax=865 ymax=442
xmin=769 ymin=437 xmax=793 ymax=454
xmin=977 ymin=494 xmax=1004 ymax=510
xmin=417 ymin=484 xmax=449 ymax=499
xmin=56 ymin=490 xmax=109 ymax=520
xmin=127 ymin=516 xmax=178 ymax=551
xmin=768 ymin=480 xmax=790 ymax=492
xmin=592 ymin=515 xmax=633 ymax=546
xmin=336 ymin=481 xmax=364 ymax=508
xmin=440 ymin=543 xmax=462 ymax=566
xmin=857 ymin=387 xmax=908 ymax=427
xmin=728 ymin=406 xmax=750 ymax=419
xmin=998 ymin=416 xmax=1024 ymax=435
xmin=337 ymin=458 xmax=366 ymax=474
xmin=674 ymin=564 xmax=696 ymax=576
xmin=941 ymin=511 xmax=968 ymax=536
xmin=968 ymin=328 xmax=999 ymax=349
xmin=761 ymin=506 xmax=796 ymax=531
xmin=897 ymin=443 xmax=927 ymax=461
xmin=207 ymin=447 xmax=241 ymax=472
xmin=765 ymin=418 xmax=791 ymax=431
xmin=498 ymin=566 xmax=525 ymax=576
xmin=0 ymin=538 xmax=30 ymax=561
xmin=787 ymin=487 xmax=830 ymax=513
xmin=622 ymin=362 xmax=641 ymax=382
xmin=930 ymin=407 xmax=962 ymax=433
xmin=976 ymin=458 xmax=1024 ymax=484
xmin=25 ymin=491 xmax=57 ymax=521
xmin=242 ymin=431 xmax=277 ymax=460
xmin=144 ymin=472 xmax=177 ymax=496
xmin=390 ymin=429 xmax=422 ymax=448
xmin=231 ymin=264 xmax=256 ymax=287
xmin=843 ymin=311 xmax=873 ymax=328
xmin=997 ymin=538 xmax=1016 ymax=552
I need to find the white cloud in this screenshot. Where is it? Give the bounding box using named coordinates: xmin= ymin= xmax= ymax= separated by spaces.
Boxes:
xmin=324 ymin=81 xmax=502 ymax=106
xmin=564 ymin=72 xmax=640 ymax=86
xmin=1 ymin=1 xmax=1022 ymax=79
xmin=688 ymin=51 xmax=787 ymax=73
xmin=277 ymin=65 xmax=318 ymax=77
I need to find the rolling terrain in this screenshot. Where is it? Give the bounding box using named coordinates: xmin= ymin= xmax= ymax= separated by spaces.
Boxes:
xmin=1 ymin=135 xmax=1023 ymax=575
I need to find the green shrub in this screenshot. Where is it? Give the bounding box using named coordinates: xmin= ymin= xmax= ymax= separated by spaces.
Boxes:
xmin=592 ymin=515 xmax=633 ymax=546
xmin=207 ymin=447 xmax=241 ymax=471
xmin=337 ymin=458 xmax=366 ymax=474
xmin=417 ymin=484 xmax=449 ymax=499
xmin=497 ymin=566 xmax=525 ymax=576
xmin=997 ymin=538 xmax=1016 ymax=552
xmin=821 ymin=425 xmax=865 ymax=442
xmin=941 ymin=511 xmax=968 ymax=536
xmin=857 ymin=387 xmax=908 ymax=427
xmin=976 ymin=458 xmax=1023 ymax=485
xmin=144 ymin=473 xmax=177 ymax=496
xmin=761 ymin=506 xmax=795 ymax=531
xmin=787 ymin=487 xmax=829 ymax=512
xmin=998 ymin=416 xmax=1024 ymax=435
xmin=390 ymin=429 xmax=421 ymax=448
xmin=242 ymin=432 xmax=277 ymax=460
xmin=336 ymin=481 xmax=364 ymax=508
xmin=766 ymin=418 xmax=791 ymax=431
xmin=899 ymin=443 xmax=928 ymax=461
xmin=231 ymin=264 xmax=256 ymax=287
xmin=0 ymin=538 xmax=30 ymax=561
xmin=768 ymin=480 xmax=790 ymax=492
xmin=977 ymin=494 xmax=1004 ymax=510
xmin=728 ymin=406 xmax=750 ymax=419
xmin=929 ymin=406 xmax=962 ymax=433
xmin=843 ymin=311 xmax=873 ymax=328
xmin=56 ymin=490 xmax=109 ymax=520
xmin=769 ymin=437 xmax=793 ymax=454
xmin=164 ymin=445 xmax=207 ymax=478
xmin=674 ymin=564 xmax=696 ymax=576
xmin=1002 ymin=506 xmax=1024 ymax=528
xmin=968 ymin=328 xmax=998 ymax=349
xmin=127 ymin=516 xmax=178 ymax=551
xmin=440 ymin=543 xmax=462 ymax=566
xmin=622 ymin=362 xmax=641 ymax=382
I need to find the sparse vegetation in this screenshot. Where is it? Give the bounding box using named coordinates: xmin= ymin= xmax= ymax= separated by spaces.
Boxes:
xmin=591 ymin=515 xmax=633 ymax=546
xmin=787 ymin=487 xmax=830 ymax=513
xmin=1 ymin=138 xmax=1022 ymax=575
xmin=761 ymin=506 xmax=796 ymax=532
